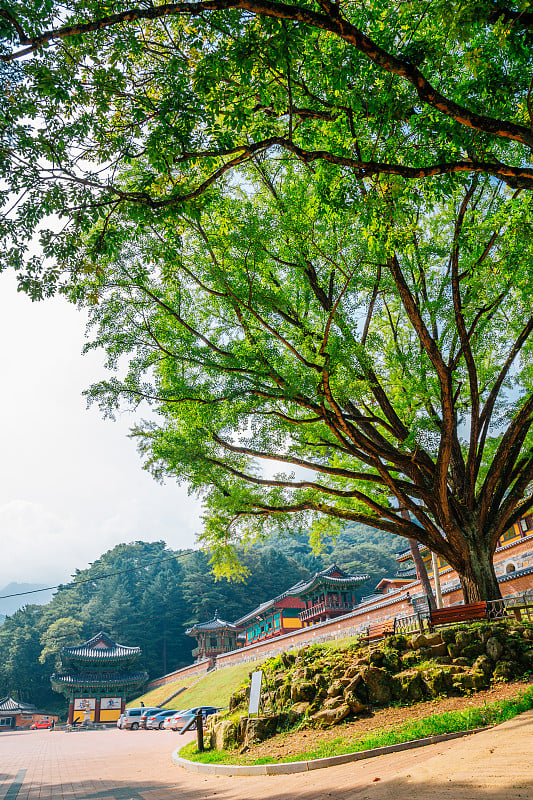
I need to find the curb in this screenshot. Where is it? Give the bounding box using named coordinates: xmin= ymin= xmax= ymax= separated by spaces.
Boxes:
xmin=172 ymin=726 xmax=490 ymax=776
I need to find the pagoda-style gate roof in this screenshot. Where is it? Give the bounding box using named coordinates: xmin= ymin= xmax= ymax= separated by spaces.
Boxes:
xmin=186 ymin=612 xmax=238 ymax=637
xmin=61 ymin=632 xmax=141 ymax=667
xmin=50 ymin=671 xmax=148 ymax=693
xmin=50 ymin=631 xmax=146 ymax=699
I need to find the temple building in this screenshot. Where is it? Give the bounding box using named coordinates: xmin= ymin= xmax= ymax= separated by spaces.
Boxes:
xmin=395 ymin=514 xmax=533 ymax=592
xmin=0 ymin=696 xmax=58 ymax=730
xmin=50 ymin=632 xmax=147 ymax=724
xmin=234 ymin=593 xmax=305 ymax=646
xmin=234 ymin=565 xmax=368 ymax=644
xmin=293 ymin=565 xmax=369 ymax=626
xmin=186 ymin=612 xmax=240 ymax=662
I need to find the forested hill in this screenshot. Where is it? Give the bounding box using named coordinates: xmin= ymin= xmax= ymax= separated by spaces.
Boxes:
xmin=0 ymin=529 xmax=400 ymax=712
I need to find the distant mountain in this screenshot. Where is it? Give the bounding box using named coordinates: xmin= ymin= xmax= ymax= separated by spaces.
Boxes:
xmin=0 ymin=582 xmax=55 ymax=617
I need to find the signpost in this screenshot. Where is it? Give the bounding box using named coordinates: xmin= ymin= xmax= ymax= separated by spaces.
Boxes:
xmin=179 ymin=710 xmax=205 ymax=752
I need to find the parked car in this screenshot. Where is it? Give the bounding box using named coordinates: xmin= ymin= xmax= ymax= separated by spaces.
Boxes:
xmin=121 ymin=707 xmax=161 ymax=730
xmin=117 ymin=714 xmax=124 ymax=729
xmin=145 ymin=710 xmax=176 ymax=730
xmin=30 ymin=719 xmax=54 ymax=729
xmin=169 ymin=707 xmax=218 ymax=731
xmin=139 ymin=707 xmax=164 ymax=729
xmin=162 ymin=709 xmax=188 ymax=730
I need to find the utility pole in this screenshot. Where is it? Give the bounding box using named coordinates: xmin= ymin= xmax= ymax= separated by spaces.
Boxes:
xmin=431 ymin=551 xmax=444 ymax=608
xmin=399 ymin=506 xmax=437 ymax=611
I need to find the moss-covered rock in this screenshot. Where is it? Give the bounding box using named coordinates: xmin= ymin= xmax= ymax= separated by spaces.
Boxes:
xmin=343 ymin=690 xmax=368 ymax=715
xmin=401 ymin=651 xmax=420 ymax=668
xmin=311 ymin=703 xmax=351 ymax=726
xmin=369 ymin=649 xmax=385 ymax=666
xmin=244 ymin=715 xmax=279 ymax=747
xmin=493 ymin=661 xmax=516 ymax=682
xmin=473 ymin=655 xmax=493 ymax=676
xmin=396 ymin=670 xmax=426 ymax=701
xmin=291 ymin=680 xmax=316 ymax=702
xmin=471 ymin=671 xmax=489 ymax=690
xmin=278 ymin=683 xmax=292 ymax=705
xmin=288 ymin=702 xmax=310 ymax=722
xmin=212 ymin=720 xmax=237 ymax=750
xmin=324 ymin=695 xmax=347 ymax=710
xmin=423 ymin=668 xmax=453 ymax=697
xmin=381 ymin=649 xmax=402 ymax=673
xmin=360 ymin=666 xmax=392 ymax=705
xmin=281 ymin=651 xmax=296 ymax=668
xmin=327 ymin=680 xmax=345 ymax=698
xmin=229 ymin=687 xmax=248 ymax=712
xmin=452 ymin=673 xmax=475 ymax=692
xmin=410 ymin=633 xmax=428 ymax=650
xmin=461 ymin=642 xmax=483 ymax=660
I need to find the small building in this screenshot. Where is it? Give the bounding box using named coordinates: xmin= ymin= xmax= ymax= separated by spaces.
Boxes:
xmin=234 ymin=594 xmax=306 ymax=646
xmin=0 ymin=696 xmax=58 ymax=730
xmin=374 ymin=577 xmax=414 ymax=595
xmin=186 ymin=612 xmax=240 ymax=662
xmin=50 ymin=632 xmax=147 ymax=724
xmin=292 ymin=565 xmax=369 ymax=626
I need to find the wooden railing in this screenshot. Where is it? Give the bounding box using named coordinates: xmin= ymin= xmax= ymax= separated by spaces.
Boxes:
xmin=299 ymin=601 xmax=354 ymax=622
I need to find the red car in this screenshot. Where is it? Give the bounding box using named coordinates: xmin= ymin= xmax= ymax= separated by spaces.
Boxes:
xmin=30 ymin=720 xmax=53 ymax=729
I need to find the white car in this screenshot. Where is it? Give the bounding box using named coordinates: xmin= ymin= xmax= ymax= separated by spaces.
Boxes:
xmin=162 ymin=709 xmax=187 ymax=730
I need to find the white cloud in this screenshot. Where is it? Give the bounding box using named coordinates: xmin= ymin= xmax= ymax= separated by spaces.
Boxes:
xmin=0 ymin=273 xmax=202 ymax=587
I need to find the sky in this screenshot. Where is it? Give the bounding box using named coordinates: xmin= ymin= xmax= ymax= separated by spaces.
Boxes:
xmin=0 ymin=272 xmax=202 ymax=589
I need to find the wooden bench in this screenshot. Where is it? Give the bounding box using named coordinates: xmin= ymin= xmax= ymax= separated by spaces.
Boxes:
xmin=428 ymin=602 xmax=487 ymax=631
xmin=363 ymin=619 xmax=396 ymax=642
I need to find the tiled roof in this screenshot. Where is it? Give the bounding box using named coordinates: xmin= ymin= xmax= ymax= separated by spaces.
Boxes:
xmin=186 ymin=612 xmax=238 ymax=636
xmin=284 ymin=564 xmax=368 ymax=598
xmin=61 ymin=632 xmax=141 ymax=659
xmin=50 ymin=671 xmax=148 ymax=687
xmin=0 ymin=696 xmax=37 ymax=714
xmin=499 ymin=564 xmax=533 ymax=583
xmin=233 ymin=565 xmax=368 ymax=626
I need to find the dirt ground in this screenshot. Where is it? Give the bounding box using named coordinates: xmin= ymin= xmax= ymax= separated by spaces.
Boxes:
xmin=244 ymin=678 xmax=533 ymax=761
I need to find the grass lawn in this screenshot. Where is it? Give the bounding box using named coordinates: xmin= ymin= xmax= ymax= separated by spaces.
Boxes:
xmin=130 ymin=658 xmax=264 ymax=711
xmin=180 ymin=683 xmax=533 ymax=766
xmin=127 ymin=677 xmax=190 ymax=709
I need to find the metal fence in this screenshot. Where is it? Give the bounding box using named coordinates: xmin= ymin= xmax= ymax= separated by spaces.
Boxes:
xmin=486 ymin=591 xmax=533 ymax=621
xmin=394 ymin=611 xmax=429 ymax=635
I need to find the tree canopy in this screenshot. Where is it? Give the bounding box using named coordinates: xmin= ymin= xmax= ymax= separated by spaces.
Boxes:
xmin=3 ymin=1 xmax=533 ymax=601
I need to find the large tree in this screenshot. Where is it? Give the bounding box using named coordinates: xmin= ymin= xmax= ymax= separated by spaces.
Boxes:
xmin=3 ymin=0 xmax=533 ymax=600
xmin=77 ymin=167 xmax=533 ymax=603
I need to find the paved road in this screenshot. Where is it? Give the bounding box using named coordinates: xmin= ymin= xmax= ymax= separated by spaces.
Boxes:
xmin=1 ymin=713 xmax=533 ymax=800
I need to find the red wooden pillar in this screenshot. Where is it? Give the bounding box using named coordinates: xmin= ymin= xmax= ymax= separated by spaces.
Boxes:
xmin=94 ymin=698 xmax=101 ymax=724
xmin=68 ymin=701 xmax=74 ymax=724
xmin=121 ymin=699 xmax=126 ymax=715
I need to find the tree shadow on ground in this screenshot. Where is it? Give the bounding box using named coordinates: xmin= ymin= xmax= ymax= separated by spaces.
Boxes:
xmin=0 ymin=770 xmax=531 ymax=800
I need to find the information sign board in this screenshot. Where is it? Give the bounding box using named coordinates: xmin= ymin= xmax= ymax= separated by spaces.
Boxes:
xmin=248 ymin=670 xmax=263 ymax=716
xmin=74 ymin=698 xmax=95 ymax=710
xmin=100 ymin=697 xmax=121 ymax=710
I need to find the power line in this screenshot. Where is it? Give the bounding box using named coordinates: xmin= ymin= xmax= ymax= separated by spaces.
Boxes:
xmin=0 ymin=551 xmax=192 ymax=601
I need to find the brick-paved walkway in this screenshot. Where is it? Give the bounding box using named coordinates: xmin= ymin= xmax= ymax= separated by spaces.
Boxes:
xmin=1 ymin=714 xmax=533 ymax=800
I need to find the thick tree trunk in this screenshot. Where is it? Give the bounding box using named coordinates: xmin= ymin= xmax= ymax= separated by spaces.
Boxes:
xmin=458 ymin=541 xmax=502 ymax=603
